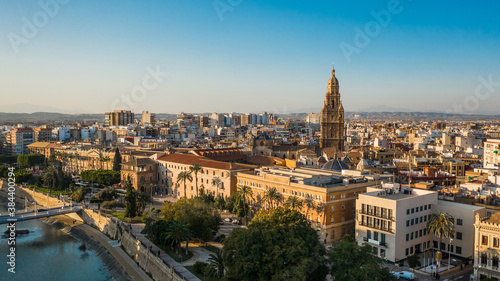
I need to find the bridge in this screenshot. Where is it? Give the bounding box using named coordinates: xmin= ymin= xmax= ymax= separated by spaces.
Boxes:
xmin=0 ymin=204 xmax=82 ymax=225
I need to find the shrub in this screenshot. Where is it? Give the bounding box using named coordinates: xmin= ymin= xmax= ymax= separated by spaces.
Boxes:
xmin=193 ymin=261 xmax=209 ymax=274
xmin=102 ymin=200 xmax=125 ymax=209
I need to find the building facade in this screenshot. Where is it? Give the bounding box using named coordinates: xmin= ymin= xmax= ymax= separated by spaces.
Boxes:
xmin=237 ymin=166 xmax=378 ymax=243
xmin=473 ymin=212 xmax=500 ymax=280
xmin=484 ymin=139 xmax=500 ymax=170
xmin=320 ymin=66 xmax=344 ymax=152
xmin=105 ymin=110 xmax=134 ymax=127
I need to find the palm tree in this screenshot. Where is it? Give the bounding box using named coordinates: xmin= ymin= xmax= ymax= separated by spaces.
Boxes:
xmin=284 ymin=196 xmax=303 ymax=211
xmin=304 ymin=197 xmax=315 ymax=220
xmin=176 ymin=171 xmax=193 ymax=198
xmin=165 ymin=221 xmax=192 ymax=257
xmin=316 ymin=202 xmax=326 ymax=225
xmin=427 ymin=211 xmax=455 ymax=263
xmin=236 ymin=185 xmax=254 ymax=224
xmin=207 ymin=248 xmax=224 ymax=279
xmin=189 ymin=163 xmax=203 ymax=197
xmin=211 ymin=177 xmax=222 ymax=198
xmin=263 ymin=187 xmax=282 ymax=208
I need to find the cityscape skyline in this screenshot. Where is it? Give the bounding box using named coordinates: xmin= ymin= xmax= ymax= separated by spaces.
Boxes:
xmin=1 ymin=1 xmax=499 ymax=114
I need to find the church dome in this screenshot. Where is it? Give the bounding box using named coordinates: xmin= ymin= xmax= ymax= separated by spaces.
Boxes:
xmin=321 ymin=157 xmax=349 ymax=171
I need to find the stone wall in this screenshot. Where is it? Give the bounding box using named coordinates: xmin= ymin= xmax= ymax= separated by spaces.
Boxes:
xmin=79 ymin=208 xmax=185 ymax=281
xmin=0 ymin=179 xmax=63 ymax=207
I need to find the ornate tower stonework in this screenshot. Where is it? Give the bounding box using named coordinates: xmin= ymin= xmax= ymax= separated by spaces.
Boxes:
xmin=320 ymin=66 xmax=344 ymax=151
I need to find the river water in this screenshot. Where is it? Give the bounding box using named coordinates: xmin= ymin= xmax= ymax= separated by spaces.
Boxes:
xmin=0 ymin=203 xmax=111 ymax=281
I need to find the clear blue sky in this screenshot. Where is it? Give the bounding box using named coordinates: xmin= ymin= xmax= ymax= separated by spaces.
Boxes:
xmin=1 ymin=0 xmax=499 ymax=114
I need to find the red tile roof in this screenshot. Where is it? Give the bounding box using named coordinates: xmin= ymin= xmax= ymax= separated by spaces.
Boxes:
xmin=158 ymin=153 xmax=248 ymax=171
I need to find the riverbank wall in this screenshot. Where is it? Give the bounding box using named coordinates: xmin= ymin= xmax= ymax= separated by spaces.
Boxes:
xmin=80 ymin=208 xmax=185 ymax=281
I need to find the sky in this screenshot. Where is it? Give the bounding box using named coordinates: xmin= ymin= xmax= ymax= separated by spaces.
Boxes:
xmin=0 ymin=0 xmax=499 ymax=115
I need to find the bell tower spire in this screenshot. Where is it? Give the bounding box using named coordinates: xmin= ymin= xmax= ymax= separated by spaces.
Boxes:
xmin=320 ymin=64 xmax=344 ymax=152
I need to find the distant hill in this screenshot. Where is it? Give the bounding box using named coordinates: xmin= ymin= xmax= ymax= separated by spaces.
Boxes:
xmin=0 ymin=111 xmax=498 ymax=125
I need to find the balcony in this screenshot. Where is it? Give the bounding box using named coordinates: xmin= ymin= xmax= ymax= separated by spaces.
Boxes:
xmin=358 ymin=209 xmax=395 ymax=221
xmin=362 ymin=237 xmax=388 ymax=248
xmin=358 ymin=221 xmax=394 ymax=233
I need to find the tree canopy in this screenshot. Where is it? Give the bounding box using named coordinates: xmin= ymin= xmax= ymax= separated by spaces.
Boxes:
xmin=161 ymin=197 xmax=221 ymax=242
xmin=81 ymin=169 xmax=120 ymax=186
xmin=329 ymin=235 xmax=397 ymax=281
xmin=222 ymin=207 xmax=328 ymax=281
xmin=112 ymin=148 xmax=121 ymax=171
xmin=17 ymin=154 xmax=45 ymax=168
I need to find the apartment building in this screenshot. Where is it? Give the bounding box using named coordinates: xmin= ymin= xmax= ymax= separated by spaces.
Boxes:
xmin=356 ymin=187 xmax=437 ymax=263
xmin=237 ymin=166 xmax=382 ymax=243
xmin=5 ymin=128 xmax=34 ymax=155
xmin=356 ymin=186 xmax=485 ymax=264
xmin=484 ymin=139 xmax=500 ymax=170
xmin=105 ymin=110 xmax=134 ymax=127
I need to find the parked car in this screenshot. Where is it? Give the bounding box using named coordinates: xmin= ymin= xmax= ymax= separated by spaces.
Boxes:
xmin=224 ymin=218 xmax=232 ymax=223
xmin=391 ymin=271 xmax=415 ymax=280
xmin=232 ymin=219 xmax=242 ymax=225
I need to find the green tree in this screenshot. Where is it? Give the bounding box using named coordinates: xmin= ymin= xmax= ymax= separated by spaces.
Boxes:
xmin=112 ymin=147 xmax=121 ymax=171
xmin=284 ymin=196 xmax=303 ymax=211
xmin=206 ymin=248 xmax=224 ymax=279
xmin=236 ymin=185 xmax=253 ymax=224
xmin=124 ymin=177 xmax=138 ymax=218
xmin=407 ymin=254 xmax=421 ymax=273
xmin=223 ymin=207 xmax=328 ymax=281
xmin=136 ymin=192 xmax=152 ymax=216
xmin=81 ymin=170 xmax=120 ymax=186
xmin=262 ymin=187 xmax=282 ymax=208
xmin=427 ymin=211 xmax=455 ymax=254
xmin=329 ymin=234 xmax=397 ymax=281
xmin=95 ymin=187 xmax=117 ymax=201
xmin=161 ymin=197 xmax=221 ymax=242
xmin=70 ymin=187 xmax=85 ymax=203
xmin=17 ymin=154 xmax=45 ymax=168
xmin=166 ymin=221 xmax=192 ymax=256
xmin=176 ymin=171 xmax=193 ymax=198
xmin=189 ymin=163 xmax=202 ymax=197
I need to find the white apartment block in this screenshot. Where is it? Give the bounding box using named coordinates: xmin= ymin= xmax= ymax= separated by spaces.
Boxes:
xmin=484 ymin=139 xmax=500 ymax=170
xmin=356 ymin=187 xmax=437 ymax=263
xmin=356 ymin=186 xmax=484 ymax=264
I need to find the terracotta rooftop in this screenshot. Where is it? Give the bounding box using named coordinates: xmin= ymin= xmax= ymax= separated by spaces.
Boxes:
xmin=158 ymin=153 xmax=248 ymax=171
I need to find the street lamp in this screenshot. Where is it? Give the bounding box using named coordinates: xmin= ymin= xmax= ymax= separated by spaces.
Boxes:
xmin=448 ymin=238 xmax=453 ymax=270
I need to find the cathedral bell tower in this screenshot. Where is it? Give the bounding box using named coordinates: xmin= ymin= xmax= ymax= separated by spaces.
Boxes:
xmin=320 ymin=65 xmax=344 ymax=151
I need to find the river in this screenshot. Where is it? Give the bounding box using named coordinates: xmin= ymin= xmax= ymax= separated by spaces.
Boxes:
xmin=0 ymin=203 xmax=111 ymax=281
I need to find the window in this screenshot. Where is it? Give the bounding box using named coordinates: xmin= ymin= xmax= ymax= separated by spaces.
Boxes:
xmin=341 ymin=205 xmax=345 ymax=210
xmin=419 ymin=229 xmax=422 ymax=237
xmin=424 ymin=205 xmax=427 ymax=210
xmin=493 ymin=256 xmax=499 ymax=268
xmin=494 ymin=237 xmax=500 ymax=248
xmin=441 ymin=242 xmax=445 ymax=250
xmin=424 ymin=229 xmax=427 ymax=236
xmin=457 ymin=232 xmax=462 ymax=240
xmin=406 ymin=209 xmax=410 ymax=215
xmin=428 ymin=204 xmax=431 ymax=209
xmin=406 ymin=233 xmax=409 ymax=241
xmin=374 ymin=231 xmax=379 ymax=241
xmin=411 ymin=219 xmax=414 ymax=226
xmin=482 ymin=235 xmax=489 ymax=246
xmin=411 ymin=232 xmax=414 ymax=240
xmin=420 ymin=206 xmax=423 ymax=212
xmin=406 ymin=220 xmax=409 ymax=227
xmin=405 ymin=248 xmax=409 ymax=256
xmin=411 ymin=208 xmax=414 ymax=214
xmin=420 ymin=217 xmax=423 ymax=223
xmin=457 ymin=219 xmax=463 ymax=226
